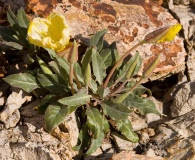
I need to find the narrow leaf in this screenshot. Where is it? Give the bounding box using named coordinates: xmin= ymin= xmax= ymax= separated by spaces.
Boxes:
xmin=122 ymin=81 xmax=152 ymax=96
xmin=0 ymin=26 xmax=18 ymax=42
xmin=74 ymin=63 xmax=84 ymax=84
xmin=86 ymin=108 xmax=103 ymax=139
xmin=89 ymin=29 xmax=107 ymax=52
xmin=37 ymin=74 xmax=69 ymax=94
xmin=89 ymin=79 xmax=98 ymax=93
xmin=58 ymin=89 xmax=92 ymax=106
xmin=125 ymin=52 xmax=141 ymax=78
xmin=100 ymin=48 xmax=118 ymax=68
xmin=123 ymin=93 xmax=160 ymax=115
xmin=37 ymin=56 xmax=53 ymax=74
xmin=102 ymin=115 xmax=110 ymax=133
xmin=101 ymin=100 xmax=131 ymax=121
xmin=116 ymin=119 xmax=139 ymax=142
xmin=81 ymin=48 xmax=94 ymax=75
xmin=17 ymin=8 xmax=29 ymax=28
xmin=72 ymin=124 xmax=90 ymax=155
xmin=98 ymin=86 xmax=110 ymax=99
xmin=45 ymin=103 xmax=79 ymax=132
xmin=86 ymin=132 xmax=104 ymax=155
xmin=3 ymin=73 xmax=39 ymax=92
xmin=117 ymin=52 xmax=140 ymax=81
xmin=92 ymin=50 xmax=106 ymax=85
xmin=49 ymin=61 xmax=69 ymax=83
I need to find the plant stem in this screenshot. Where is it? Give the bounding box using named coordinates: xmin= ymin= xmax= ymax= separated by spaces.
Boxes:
xmin=103 ymin=41 xmax=144 ymax=88
xmin=110 ymin=79 xmax=128 ymax=97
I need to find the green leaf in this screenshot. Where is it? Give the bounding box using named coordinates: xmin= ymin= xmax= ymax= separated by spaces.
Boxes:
xmin=86 ymin=132 xmax=104 ymax=155
xmin=97 ymin=86 xmax=110 ymax=99
xmin=0 ymin=26 xmax=18 ymax=42
xmin=100 ymin=48 xmax=118 ymax=68
xmin=45 ymin=103 xmax=79 ymax=132
xmin=125 ymin=52 xmax=142 ymax=79
xmin=39 ymin=94 xmax=57 ymax=113
xmin=86 ymin=108 xmax=103 ymax=139
xmin=117 ymin=52 xmax=141 ymax=81
xmin=47 ymin=49 xmax=70 ymax=74
xmin=17 ymin=8 xmax=30 ymax=28
xmin=37 ymin=56 xmax=53 ymax=74
xmin=3 ymin=41 xmax=23 ymax=50
xmin=102 ymin=115 xmax=110 ymax=133
xmin=49 ymin=61 xmax=69 ymax=83
xmin=37 ymin=74 xmax=69 ymax=94
xmin=81 ymin=48 xmax=94 ymax=75
xmin=122 ymin=81 xmax=152 ymax=96
xmin=3 ymin=73 xmax=39 ymax=92
xmin=72 ymin=124 xmax=90 ymax=155
xmin=89 ymin=29 xmax=107 ymax=52
xmin=89 ymin=79 xmax=98 ymax=93
xmin=123 ymin=94 xmax=159 ymax=115
xmin=116 ymin=119 xmax=139 ymax=142
xmin=7 ymin=7 xmax=28 ymax=45
xmin=92 ymin=50 xmax=106 ymax=85
xmin=101 ymin=100 xmax=131 ymax=121
xmin=58 ymin=89 xmax=92 ymax=106
xmin=74 ymin=63 xmax=84 ymax=84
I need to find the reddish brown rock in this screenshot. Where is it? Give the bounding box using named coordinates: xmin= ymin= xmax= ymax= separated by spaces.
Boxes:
xmin=24 ymin=0 xmax=187 ymax=81
xmin=52 ymin=0 xmax=186 ymax=81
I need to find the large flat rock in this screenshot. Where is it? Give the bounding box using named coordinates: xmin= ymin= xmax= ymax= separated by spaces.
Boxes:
xmin=52 ymin=0 xmax=187 ymax=81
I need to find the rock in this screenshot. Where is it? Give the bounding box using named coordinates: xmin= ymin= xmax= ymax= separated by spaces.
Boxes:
xmin=111 ymin=132 xmax=138 ymax=151
xmin=0 ymin=90 xmax=32 ymax=128
xmin=149 ymin=111 xmax=195 ymax=159
xmin=84 ymin=140 xmax=114 ymax=160
xmin=167 ymin=109 xmax=195 ymax=138
xmin=52 ymin=0 xmax=187 ymax=81
xmin=110 ymin=151 xmax=164 ymax=160
xmin=187 ymin=50 xmax=195 ymax=81
xmin=129 ymin=112 xmax=148 ymax=131
xmin=146 ymin=97 xmax=163 ymax=123
xmin=142 ymin=148 xmax=163 ymax=159
xmin=0 ymin=0 xmax=26 ymax=12
xmin=0 ymin=98 xmax=77 ymax=160
xmin=61 ymin=112 xmax=79 ymax=147
xmin=168 ymin=4 xmax=195 ymax=80
xmin=25 ymin=0 xmax=58 ymax=17
xmin=170 ymin=81 xmax=195 ymax=117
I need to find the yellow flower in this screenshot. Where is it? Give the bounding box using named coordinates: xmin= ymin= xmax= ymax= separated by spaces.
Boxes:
xmin=144 ymin=24 xmax=182 ymax=44
xmin=27 ymin=13 xmax=70 ymax=52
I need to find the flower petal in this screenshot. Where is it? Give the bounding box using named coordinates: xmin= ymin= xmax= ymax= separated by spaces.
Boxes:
xmin=27 ymin=13 xmax=70 ymax=52
xmin=157 ymin=24 xmax=182 ymax=43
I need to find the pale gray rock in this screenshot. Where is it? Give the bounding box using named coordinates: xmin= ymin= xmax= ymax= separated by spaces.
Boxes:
xmin=0 ymin=90 xmax=32 ymax=128
xmin=128 ymin=112 xmax=148 ymax=131
xmin=170 ymin=81 xmax=195 ymax=117
xmin=168 ymin=5 xmax=195 ymax=81
xmin=146 ymin=97 xmax=163 ymax=123
xmin=187 ymin=50 xmax=195 ymax=81
xmin=0 ymin=99 xmax=77 ymax=160
xmin=111 ymin=132 xmax=138 ymax=151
